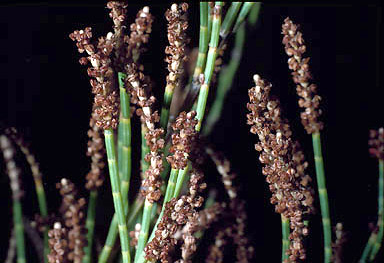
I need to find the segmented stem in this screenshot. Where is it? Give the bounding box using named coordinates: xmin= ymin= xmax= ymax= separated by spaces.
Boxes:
xmin=203 ymin=21 xmax=246 ymax=136
xmin=196 ymin=2 xmax=223 ymax=132
xmin=369 ymin=160 xmax=384 ymax=261
xmin=98 ymin=197 xmax=144 ymax=263
xmin=312 ymin=132 xmax=332 ymax=263
xmin=220 ymin=2 xmax=242 ymax=41
xmin=136 ymin=169 xmax=179 ymax=263
xmin=104 ymin=129 xmax=131 ymax=263
xmin=9 ymin=131 xmax=49 ymax=262
xmin=99 ymin=74 xmax=133 ymax=263
xmin=281 ymin=215 xmax=290 ymax=262
xmin=83 ymin=190 xmax=98 ymax=263
xmin=194 ymin=2 xmax=209 ymax=78
xmin=134 ymin=199 xmax=153 ymax=263
xmin=118 ymin=72 xmax=133 ymax=206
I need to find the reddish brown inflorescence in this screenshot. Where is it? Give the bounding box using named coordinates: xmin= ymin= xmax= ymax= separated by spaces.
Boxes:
xmin=207 ymin=148 xmax=255 ymax=263
xmin=144 ymin=169 xmax=205 ymax=263
xmin=167 ymin=111 xmax=198 ymax=170
xmin=164 ymin=3 xmax=189 ymax=94
xmin=85 ymin=111 xmax=105 ymax=190
xmin=69 ymin=27 xmax=119 ymax=130
xmin=369 ymin=127 xmax=384 ymax=160
xmin=247 ymin=74 xmax=314 ymax=261
xmin=282 ymin=17 xmax=323 ymax=134
xmin=47 ymin=222 xmax=69 ymax=263
xmin=57 ymin=178 xmax=87 ymax=263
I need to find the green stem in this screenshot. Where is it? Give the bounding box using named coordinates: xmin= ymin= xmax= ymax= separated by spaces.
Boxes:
xmin=220 ymin=2 xmax=242 ymax=41
xmin=173 ymin=166 xmax=189 ymax=198
xmin=98 ymin=198 xmax=144 ymax=263
xmin=369 ymin=160 xmax=384 ymax=261
xmin=207 ymin=3 xmax=213 ymax=44
xmin=203 ymin=21 xmax=246 ymax=136
xmin=118 ymin=72 xmax=133 ymax=206
xmin=98 ymin=73 xmax=133 ymax=263
xmin=14 ymin=201 xmax=26 ymax=263
xmin=194 ymin=2 xmax=209 ymax=78
xmin=134 ymin=199 xmax=153 ymax=263
xmin=196 ymin=1 xmax=223 ymax=132
xmin=247 ymin=2 xmax=261 ymax=26
xmin=312 ymin=132 xmax=332 ymax=263
xmin=104 ymin=129 xmax=131 ymax=263
xmin=83 ymin=190 xmax=98 ymax=263
xmin=136 ymin=169 xmax=179 ymax=263
xmin=11 ymin=134 xmax=48 ymax=262
xmin=141 ymin=124 xmax=150 ymax=175
xmin=360 ymin=232 xmax=377 ymax=262
xmin=281 ymin=215 xmax=290 ymax=262
xmin=232 ymin=2 xmax=255 ymax=33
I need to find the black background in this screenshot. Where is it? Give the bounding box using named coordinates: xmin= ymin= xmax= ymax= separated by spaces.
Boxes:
xmin=0 ymin=2 xmax=383 ymax=262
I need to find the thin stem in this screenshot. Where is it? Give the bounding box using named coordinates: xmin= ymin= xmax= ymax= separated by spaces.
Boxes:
xmin=98 ymin=73 xmax=133 ymax=263
xmin=10 ymin=131 xmax=49 ymax=262
xmin=360 ymin=232 xmax=377 ymax=263
xmin=196 ymin=1 xmax=223 ymax=132
xmin=220 ymin=2 xmax=242 ymax=41
xmin=207 ymin=3 xmax=213 ymax=44
xmin=98 ymin=197 xmax=144 ymax=263
xmin=281 ymin=215 xmax=290 ymax=262
xmin=118 ymin=72 xmax=132 ymax=208
xmin=136 ymin=169 xmax=179 ymax=263
xmin=104 ymin=129 xmax=131 ymax=263
xmin=247 ymin=2 xmax=261 ymax=26
xmin=369 ymin=160 xmax=384 ymax=261
xmin=232 ymin=2 xmax=255 ymax=33
xmin=173 ymin=166 xmax=189 ymax=198
xmin=312 ymin=132 xmax=332 ymax=263
xmin=141 ymin=124 xmax=150 ymax=174
xmin=83 ymin=190 xmax=98 ymax=263
xmin=194 ymin=2 xmax=209 ymax=79
xmin=203 ymin=21 xmax=246 ymax=136
xmin=134 ymin=199 xmax=153 ymax=263
xmin=14 ymin=201 xmax=26 ymax=263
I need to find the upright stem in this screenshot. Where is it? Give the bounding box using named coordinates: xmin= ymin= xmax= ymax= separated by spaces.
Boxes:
xmin=104 ymin=129 xmax=131 ymax=263
xmin=134 ymin=199 xmax=153 ymax=263
xmin=219 ymin=2 xmax=242 ymax=41
xmin=203 ymin=22 xmax=246 ymax=136
xmin=369 ymin=160 xmax=384 ymax=261
xmin=118 ymin=72 xmax=133 ymax=207
xmin=196 ymin=2 xmax=223 ymax=132
xmin=194 ymin=2 xmax=209 ymax=79
xmin=98 ymin=73 xmax=133 ymax=263
xmin=232 ymin=2 xmax=255 ymax=33
xmin=360 ymin=232 xmax=377 ymax=263
xmin=281 ymin=215 xmax=290 ymax=262
xmin=136 ymin=169 xmax=179 ymax=263
xmin=14 ymin=201 xmax=26 ymax=263
xmin=312 ymin=132 xmax=332 ymax=263
xmin=83 ymin=190 xmax=98 ymax=263
xmin=247 ymin=2 xmax=261 ymax=26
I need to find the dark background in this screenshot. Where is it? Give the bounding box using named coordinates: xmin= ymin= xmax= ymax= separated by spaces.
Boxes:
xmin=0 ymin=2 xmax=382 ymax=262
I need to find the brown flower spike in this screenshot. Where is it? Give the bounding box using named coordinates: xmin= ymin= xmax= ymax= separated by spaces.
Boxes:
xmin=247 ymin=74 xmax=314 ymax=261
xmin=57 ymin=178 xmax=87 ymax=263
xmin=369 ymin=127 xmax=384 ymax=160
xmin=282 ymin=17 xmax=323 ymax=134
